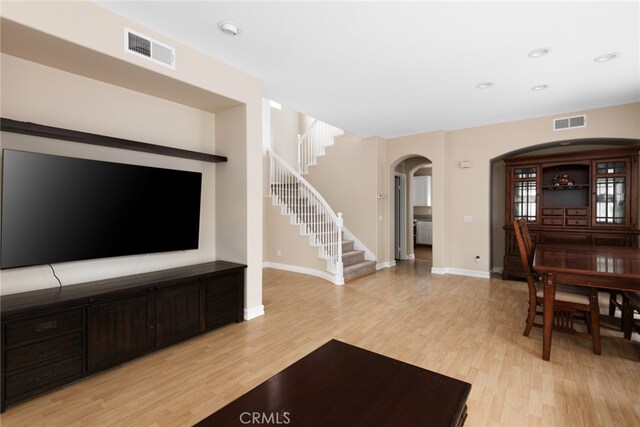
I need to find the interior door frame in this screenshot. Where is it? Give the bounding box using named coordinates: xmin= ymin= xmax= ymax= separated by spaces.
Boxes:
xmin=394 ymin=173 xmax=407 ymax=260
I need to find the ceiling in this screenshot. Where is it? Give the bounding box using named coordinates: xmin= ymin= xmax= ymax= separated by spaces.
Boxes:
xmin=95 ymin=1 xmax=640 ymax=139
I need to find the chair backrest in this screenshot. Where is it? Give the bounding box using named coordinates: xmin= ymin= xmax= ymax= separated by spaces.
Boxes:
xmin=513 ymin=218 xmax=536 ymax=282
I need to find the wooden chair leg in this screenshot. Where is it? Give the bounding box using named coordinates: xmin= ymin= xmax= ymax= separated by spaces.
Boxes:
xmin=623 ymin=294 xmax=633 ymax=340
xmin=608 ymin=291 xmax=618 ymax=317
xmin=590 ymin=291 xmax=601 ymax=355
xmin=523 ymin=301 xmax=536 ymax=337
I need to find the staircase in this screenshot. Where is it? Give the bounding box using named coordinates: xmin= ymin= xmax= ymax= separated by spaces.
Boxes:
xmin=298 ymin=119 xmax=343 ymax=175
xmin=268 ymin=147 xmax=376 ymax=285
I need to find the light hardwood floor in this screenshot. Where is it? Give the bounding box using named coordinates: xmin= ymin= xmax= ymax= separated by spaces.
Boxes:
xmin=1 ymin=260 xmax=639 ymax=426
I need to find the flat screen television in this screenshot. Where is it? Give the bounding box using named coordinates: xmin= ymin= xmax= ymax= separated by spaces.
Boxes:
xmin=1 ymin=150 xmax=202 ymax=269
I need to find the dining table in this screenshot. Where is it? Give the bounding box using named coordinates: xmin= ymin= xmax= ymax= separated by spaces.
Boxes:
xmin=533 ymin=243 xmax=640 ymax=361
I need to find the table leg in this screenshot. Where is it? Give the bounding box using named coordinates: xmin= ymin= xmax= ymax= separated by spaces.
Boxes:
xmin=542 ymin=272 xmax=556 ymax=361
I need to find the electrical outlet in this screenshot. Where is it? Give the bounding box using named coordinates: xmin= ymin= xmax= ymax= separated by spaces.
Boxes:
xmin=276 ymin=249 xmax=282 ymax=257
xmin=475 ymin=255 xmax=480 ymax=263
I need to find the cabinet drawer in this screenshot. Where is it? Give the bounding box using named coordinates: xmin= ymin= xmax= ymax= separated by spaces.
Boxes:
xmin=541 ymin=232 xmax=591 ymax=245
xmin=566 ymin=208 xmax=588 ymax=216
xmin=206 ymin=291 xmax=238 ymax=312
xmin=566 ymin=218 xmax=588 ymax=226
xmin=542 ymin=208 xmax=563 ymax=216
xmin=5 ymin=355 xmax=82 ymax=399
xmin=206 ymin=307 xmax=237 ymax=331
xmin=542 ymin=217 xmax=564 ymax=226
xmin=5 ymin=310 xmax=82 ymax=347
xmin=205 ymin=273 xmax=242 ymax=296
xmin=5 ymin=332 xmax=82 ymax=373
xmin=592 ymin=234 xmax=632 ymax=247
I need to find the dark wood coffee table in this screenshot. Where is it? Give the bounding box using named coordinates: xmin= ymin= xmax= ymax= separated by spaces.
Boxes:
xmin=196 ymin=340 xmax=471 ymax=426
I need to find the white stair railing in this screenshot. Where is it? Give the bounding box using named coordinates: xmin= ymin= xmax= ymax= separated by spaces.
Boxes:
xmin=297 ymin=119 xmax=343 ymax=175
xmin=268 ymin=147 xmax=344 ymax=284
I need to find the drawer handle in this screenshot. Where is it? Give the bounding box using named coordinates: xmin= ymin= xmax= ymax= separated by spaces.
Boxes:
xmin=38 ymin=370 xmax=56 ymax=381
xmin=38 ymin=345 xmax=55 ymax=355
xmin=36 ymin=320 xmax=58 ymax=331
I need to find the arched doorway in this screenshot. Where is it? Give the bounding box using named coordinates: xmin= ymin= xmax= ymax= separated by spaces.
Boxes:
xmin=393 ymin=155 xmax=432 ymax=264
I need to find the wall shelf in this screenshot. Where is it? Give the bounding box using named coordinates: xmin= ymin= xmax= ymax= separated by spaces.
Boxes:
xmin=542 ymin=184 xmax=589 ymax=191
xmin=1 ymin=117 xmax=227 ymax=164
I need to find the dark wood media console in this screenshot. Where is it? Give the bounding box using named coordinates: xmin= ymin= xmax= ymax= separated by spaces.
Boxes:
xmin=0 ymin=261 xmax=246 ymax=412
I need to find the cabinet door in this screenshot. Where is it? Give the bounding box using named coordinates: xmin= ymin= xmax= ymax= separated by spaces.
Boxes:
xmin=156 ymin=281 xmax=203 ymax=348
xmin=87 ymin=293 xmax=155 ymax=373
xmin=592 ymin=159 xmax=630 ymax=227
xmin=413 ymin=176 xmax=427 ymax=206
xmin=425 ymin=225 xmax=432 ymax=245
xmin=417 ymin=227 xmax=429 ymax=244
xmin=510 ymin=165 xmax=540 ymax=224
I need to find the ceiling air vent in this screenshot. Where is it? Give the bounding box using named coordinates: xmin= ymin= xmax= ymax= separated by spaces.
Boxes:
xmin=124 ymin=28 xmax=175 ymax=69
xmin=553 ymin=114 xmax=586 ymax=131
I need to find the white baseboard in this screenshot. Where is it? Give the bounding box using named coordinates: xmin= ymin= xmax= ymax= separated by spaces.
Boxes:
xmin=407 ymin=254 xmax=415 ymax=260
xmin=430 ymin=267 xmax=490 ymax=279
xmin=376 ymin=260 xmax=396 ymax=270
xmin=491 ymin=267 xmax=504 ymax=275
xmin=244 ymin=304 xmax=265 ymax=320
xmin=262 ymin=261 xmax=340 ymax=285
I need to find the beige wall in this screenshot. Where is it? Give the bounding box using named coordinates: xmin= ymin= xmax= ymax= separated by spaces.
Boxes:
xmin=270 ymin=105 xmax=300 ymax=167
xmin=304 ymin=134 xmax=380 ymax=255
xmin=444 ymin=103 xmax=640 ymax=274
xmin=0 ymin=54 xmax=216 ymax=293
xmin=0 ymin=2 xmax=264 ymax=316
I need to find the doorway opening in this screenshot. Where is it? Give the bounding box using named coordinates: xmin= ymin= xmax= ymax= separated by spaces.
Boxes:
xmin=393 ymin=156 xmax=432 ymax=265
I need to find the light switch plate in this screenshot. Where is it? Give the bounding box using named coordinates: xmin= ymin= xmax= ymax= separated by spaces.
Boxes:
xmin=464 ymin=216 xmax=472 ymax=223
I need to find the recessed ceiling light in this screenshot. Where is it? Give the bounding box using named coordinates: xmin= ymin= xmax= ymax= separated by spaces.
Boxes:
xmin=476 ymin=82 xmax=494 ymax=89
xmin=594 ymin=52 xmax=621 ymax=63
xmin=559 ymin=141 xmax=572 ymax=146
xmin=531 ymin=84 xmax=549 ymax=91
xmin=528 ymin=47 xmax=552 ymax=58
xmin=218 ymin=20 xmax=241 ymax=36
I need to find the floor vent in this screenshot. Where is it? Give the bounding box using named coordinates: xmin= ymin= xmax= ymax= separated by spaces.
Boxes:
xmin=553 ymin=115 xmax=586 ymax=131
xmin=125 ymin=28 xmax=175 ymax=69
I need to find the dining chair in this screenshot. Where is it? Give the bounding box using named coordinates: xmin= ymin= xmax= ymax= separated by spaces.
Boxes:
xmin=607 ymin=291 xmax=625 ymax=330
xmin=513 ymin=218 xmax=601 ymax=354
xmin=622 ymin=292 xmax=640 ymax=341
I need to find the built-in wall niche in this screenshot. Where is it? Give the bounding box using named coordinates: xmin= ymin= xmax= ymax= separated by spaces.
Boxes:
xmin=541 ymin=163 xmax=590 ymax=207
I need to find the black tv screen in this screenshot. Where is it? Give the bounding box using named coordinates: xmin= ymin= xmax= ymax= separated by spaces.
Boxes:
xmin=1 ymin=150 xmax=202 ymax=269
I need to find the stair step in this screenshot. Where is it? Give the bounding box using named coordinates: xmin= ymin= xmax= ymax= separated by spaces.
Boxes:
xmin=343 ymin=260 xmax=377 ymax=281
xmin=342 ymin=250 xmax=365 ymax=267
xmin=342 ymin=240 xmax=354 ymax=253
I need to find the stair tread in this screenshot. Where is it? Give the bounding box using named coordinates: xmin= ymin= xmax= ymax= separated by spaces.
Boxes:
xmin=343 ymin=260 xmax=377 ymax=281
xmin=343 ymin=260 xmax=376 ymax=271
xmin=342 ymin=250 xmax=365 ymax=257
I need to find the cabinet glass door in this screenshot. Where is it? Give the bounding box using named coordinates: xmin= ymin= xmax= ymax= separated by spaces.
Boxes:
xmin=512 ymin=166 xmax=539 ymax=222
xmin=593 ymin=160 xmax=628 ymax=225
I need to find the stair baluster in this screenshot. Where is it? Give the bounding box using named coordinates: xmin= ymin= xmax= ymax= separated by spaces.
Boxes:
xmin=268 ymin=147 xmax=344 ymax=285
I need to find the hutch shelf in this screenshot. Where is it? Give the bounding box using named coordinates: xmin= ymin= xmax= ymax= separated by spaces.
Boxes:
xmin=502 ymin=146 xmax=640 ymax=280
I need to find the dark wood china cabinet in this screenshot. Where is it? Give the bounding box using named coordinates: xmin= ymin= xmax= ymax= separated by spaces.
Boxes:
xmin=502 ymin=146 xmax=639 ymax=280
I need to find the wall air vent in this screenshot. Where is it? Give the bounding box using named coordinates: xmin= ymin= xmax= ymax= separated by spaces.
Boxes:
xmin=553 ymin=114 xmax=586 ymax=131
xmin=125 ymin=28 xmax=175 ymax=69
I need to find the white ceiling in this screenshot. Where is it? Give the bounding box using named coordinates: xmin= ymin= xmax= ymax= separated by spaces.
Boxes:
xmin=95 ymin=1 xmax=640 ymax=138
